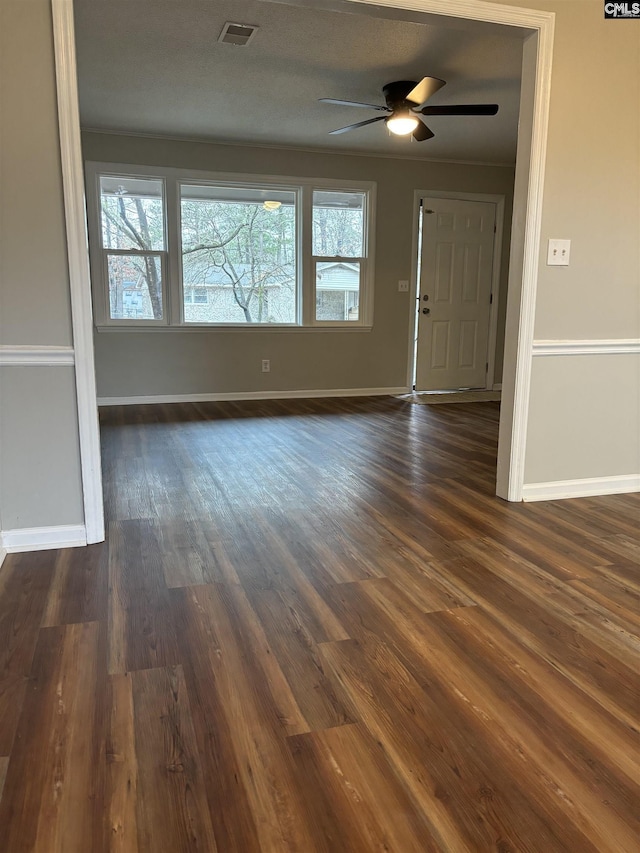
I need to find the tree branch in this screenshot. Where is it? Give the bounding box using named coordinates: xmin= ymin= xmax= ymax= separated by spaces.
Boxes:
xmin=103 ymin=207 xmax=146 ymax=251
xmin=182 ymin=223 xmax=247 ymax=254
xmin=117 ymin=197 xmax=148 ymax=250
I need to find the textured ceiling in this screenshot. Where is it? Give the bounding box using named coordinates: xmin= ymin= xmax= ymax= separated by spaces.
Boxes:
xmin=74 ymin=0 xmax=523 ymax=165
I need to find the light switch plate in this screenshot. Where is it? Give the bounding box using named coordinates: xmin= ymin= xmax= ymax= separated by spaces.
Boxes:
xmin=398 ymin=280 xmax=409 ymax=292
xmin=547 ymin=239 xmax=571 ymax=266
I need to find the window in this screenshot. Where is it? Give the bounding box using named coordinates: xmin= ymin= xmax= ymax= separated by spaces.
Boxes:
xmin=88 ymin=164 xmax=375 ymax=328
xmin=184 ymin=287 xmax=209 ymax=305
xmin=313 ymin=191 xmax=366 ymax=324
xmin=98 ymin=176 xmax=166 ymax=323
xmin=180 ymin=184 xmax=297 ymax=324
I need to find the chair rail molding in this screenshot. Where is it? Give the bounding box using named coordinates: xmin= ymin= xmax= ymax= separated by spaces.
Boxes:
xmin=532 ymin=339 xmax=640 ymax=356
xmin=0 ymin=345 xmax=75 ymax=366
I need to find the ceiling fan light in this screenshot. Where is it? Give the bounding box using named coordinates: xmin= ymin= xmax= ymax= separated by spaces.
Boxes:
xmin=263 ymin=200 xmax=282 ymax=210
xmin=386 ymin=112 xmax=419 ymax=136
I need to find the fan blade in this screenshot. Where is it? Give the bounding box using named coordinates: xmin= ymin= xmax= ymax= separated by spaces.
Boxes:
xmin=412 ymin=120 xmax=434 ymax=142
xmin=420 ymin=104 xmax=499 ymax=116
xmin=329 ymin=116 xmax=387 ymax=135
xmin=405 ymin=76 xmax=446 ymax=106
xmin=319 ymin=98 xmax=389 ymax=112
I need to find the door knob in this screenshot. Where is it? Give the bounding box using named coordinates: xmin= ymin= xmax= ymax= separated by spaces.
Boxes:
xmin=422 ymin=307 xmax=430 ymax=315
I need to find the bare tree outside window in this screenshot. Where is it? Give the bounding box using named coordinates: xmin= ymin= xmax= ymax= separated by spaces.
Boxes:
xmin=100 ymin=177 xmax=165 ymax=320
xmin=181 ymin=187 xmax=297 ymax=323
xmin=98 ymin=177 xmax=370 ymax=325
xmin=312 ymin=193 xmax=365 ymax=257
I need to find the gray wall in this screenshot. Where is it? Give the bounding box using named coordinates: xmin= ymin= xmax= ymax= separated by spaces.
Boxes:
xmin=0 ymin=0 xmax=84 ymax=532
xmin=508 ymin=0 xmax=640 ymax=486
xmin=82 ymin=132 xmax=515 ymax=399
xmin=0 ymin=369 xmax=84 ymax=529
xmin=526 ymin=354 xmax=639 ymax=482
xmin=2 ymin=0 xmax=637 ymax=540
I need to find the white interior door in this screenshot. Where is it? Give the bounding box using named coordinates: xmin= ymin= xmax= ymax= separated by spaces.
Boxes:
xmin=415 ymin=197 xmax=496 ymax=391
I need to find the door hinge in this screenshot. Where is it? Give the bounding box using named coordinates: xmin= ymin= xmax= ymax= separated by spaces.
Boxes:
xmin=486 ymin=362 xmax=489 ymax=372
xmin=489 ymin=293 xmax=493 ymax=304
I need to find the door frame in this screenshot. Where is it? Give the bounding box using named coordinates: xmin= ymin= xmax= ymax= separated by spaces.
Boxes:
xmin=408 ymin=190 xmax=505 ymax=393
xmin=52 ymin=0 xmax=104 ymax=543
xmin=51 ymin=0 xmax=554 ymax=507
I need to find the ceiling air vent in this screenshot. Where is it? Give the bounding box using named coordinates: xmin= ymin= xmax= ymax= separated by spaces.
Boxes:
xmin=218 ymin=22 xmax=259 ymax=46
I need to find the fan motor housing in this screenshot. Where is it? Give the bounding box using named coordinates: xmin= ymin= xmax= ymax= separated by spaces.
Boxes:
xmin=382 ymin=81 xmax=419 ymax=109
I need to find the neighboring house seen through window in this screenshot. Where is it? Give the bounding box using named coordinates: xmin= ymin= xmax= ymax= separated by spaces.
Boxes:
xmin=87 ymin=164 xmax=375 ymax=328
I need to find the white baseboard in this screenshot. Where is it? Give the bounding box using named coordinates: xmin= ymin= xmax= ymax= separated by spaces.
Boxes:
xmin=522 ymin=474 xmax=640 ymax=502
xmin=97 ymin=386 xmax=410 ymax=406
xmin=0 ymin=524 xmax=87 ymax=554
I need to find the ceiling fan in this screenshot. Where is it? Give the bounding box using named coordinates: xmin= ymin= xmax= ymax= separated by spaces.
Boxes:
xmin=319 ymin=77 xmax=498 ymax=141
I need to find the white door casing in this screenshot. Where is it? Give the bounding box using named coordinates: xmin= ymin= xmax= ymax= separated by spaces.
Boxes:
xmin=52 ymin=0 xmax=104 ymax=543
xmin=416 ymin=197 xmax=496 ymax=391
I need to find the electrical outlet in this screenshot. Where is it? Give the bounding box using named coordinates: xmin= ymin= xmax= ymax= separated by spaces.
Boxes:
xmin=398 ymin=280 xmax=409 ymax=292
xmin=261 ymin=359 xmax=270 ymax=373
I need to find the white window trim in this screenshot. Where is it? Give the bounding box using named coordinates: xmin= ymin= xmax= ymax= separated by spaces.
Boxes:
xmin=85 ymin=161 xmax=376 ymax=330
xmin=176 ymin=177 xmax=303 ymax=327
xmin=310 ymin=186 xmax=374 ymax=327
xmin=86 ymin=169 xmax=169 ymax=327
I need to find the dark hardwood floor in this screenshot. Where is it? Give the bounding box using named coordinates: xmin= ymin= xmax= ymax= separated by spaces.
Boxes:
xmin=0 ymin=396 xmax=638 ymax=851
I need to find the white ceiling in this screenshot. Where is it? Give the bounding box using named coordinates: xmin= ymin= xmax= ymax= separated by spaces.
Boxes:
xmin=74 ymin=0 xmax=524 ymax=165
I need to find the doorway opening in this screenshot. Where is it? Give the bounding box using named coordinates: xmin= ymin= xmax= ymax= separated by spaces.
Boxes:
xmin=53 ymin=0 xmax=555 ymax=529
xmin=410 ymin=191 xmax=506 ymax=395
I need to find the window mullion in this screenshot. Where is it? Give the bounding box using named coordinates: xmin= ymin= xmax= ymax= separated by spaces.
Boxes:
xmin=86 ymin=168 xmax=108 ymax=325
xmin=311 ymin=255 xmax=364 ymax=264
xmin=100 ymin=249 xmax=110 ymax=325
xmin=301 ymin=186 xmax=313 ymax=326
xmin=165 ymin=178 xmax=181 ymax=325
xmin=99 ymin=248 xmax=164 ymax=257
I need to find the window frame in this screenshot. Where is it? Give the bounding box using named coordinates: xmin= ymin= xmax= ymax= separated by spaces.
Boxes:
xmin=86 ymin=161 xmax=376 ymax=330
xmin=310 ymin=189 xmax=370 ymax=327
xmin=177 ymin=178 xmax=303 ymax=327
xmin=89 ymin=170 xmax=169 ymax=327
